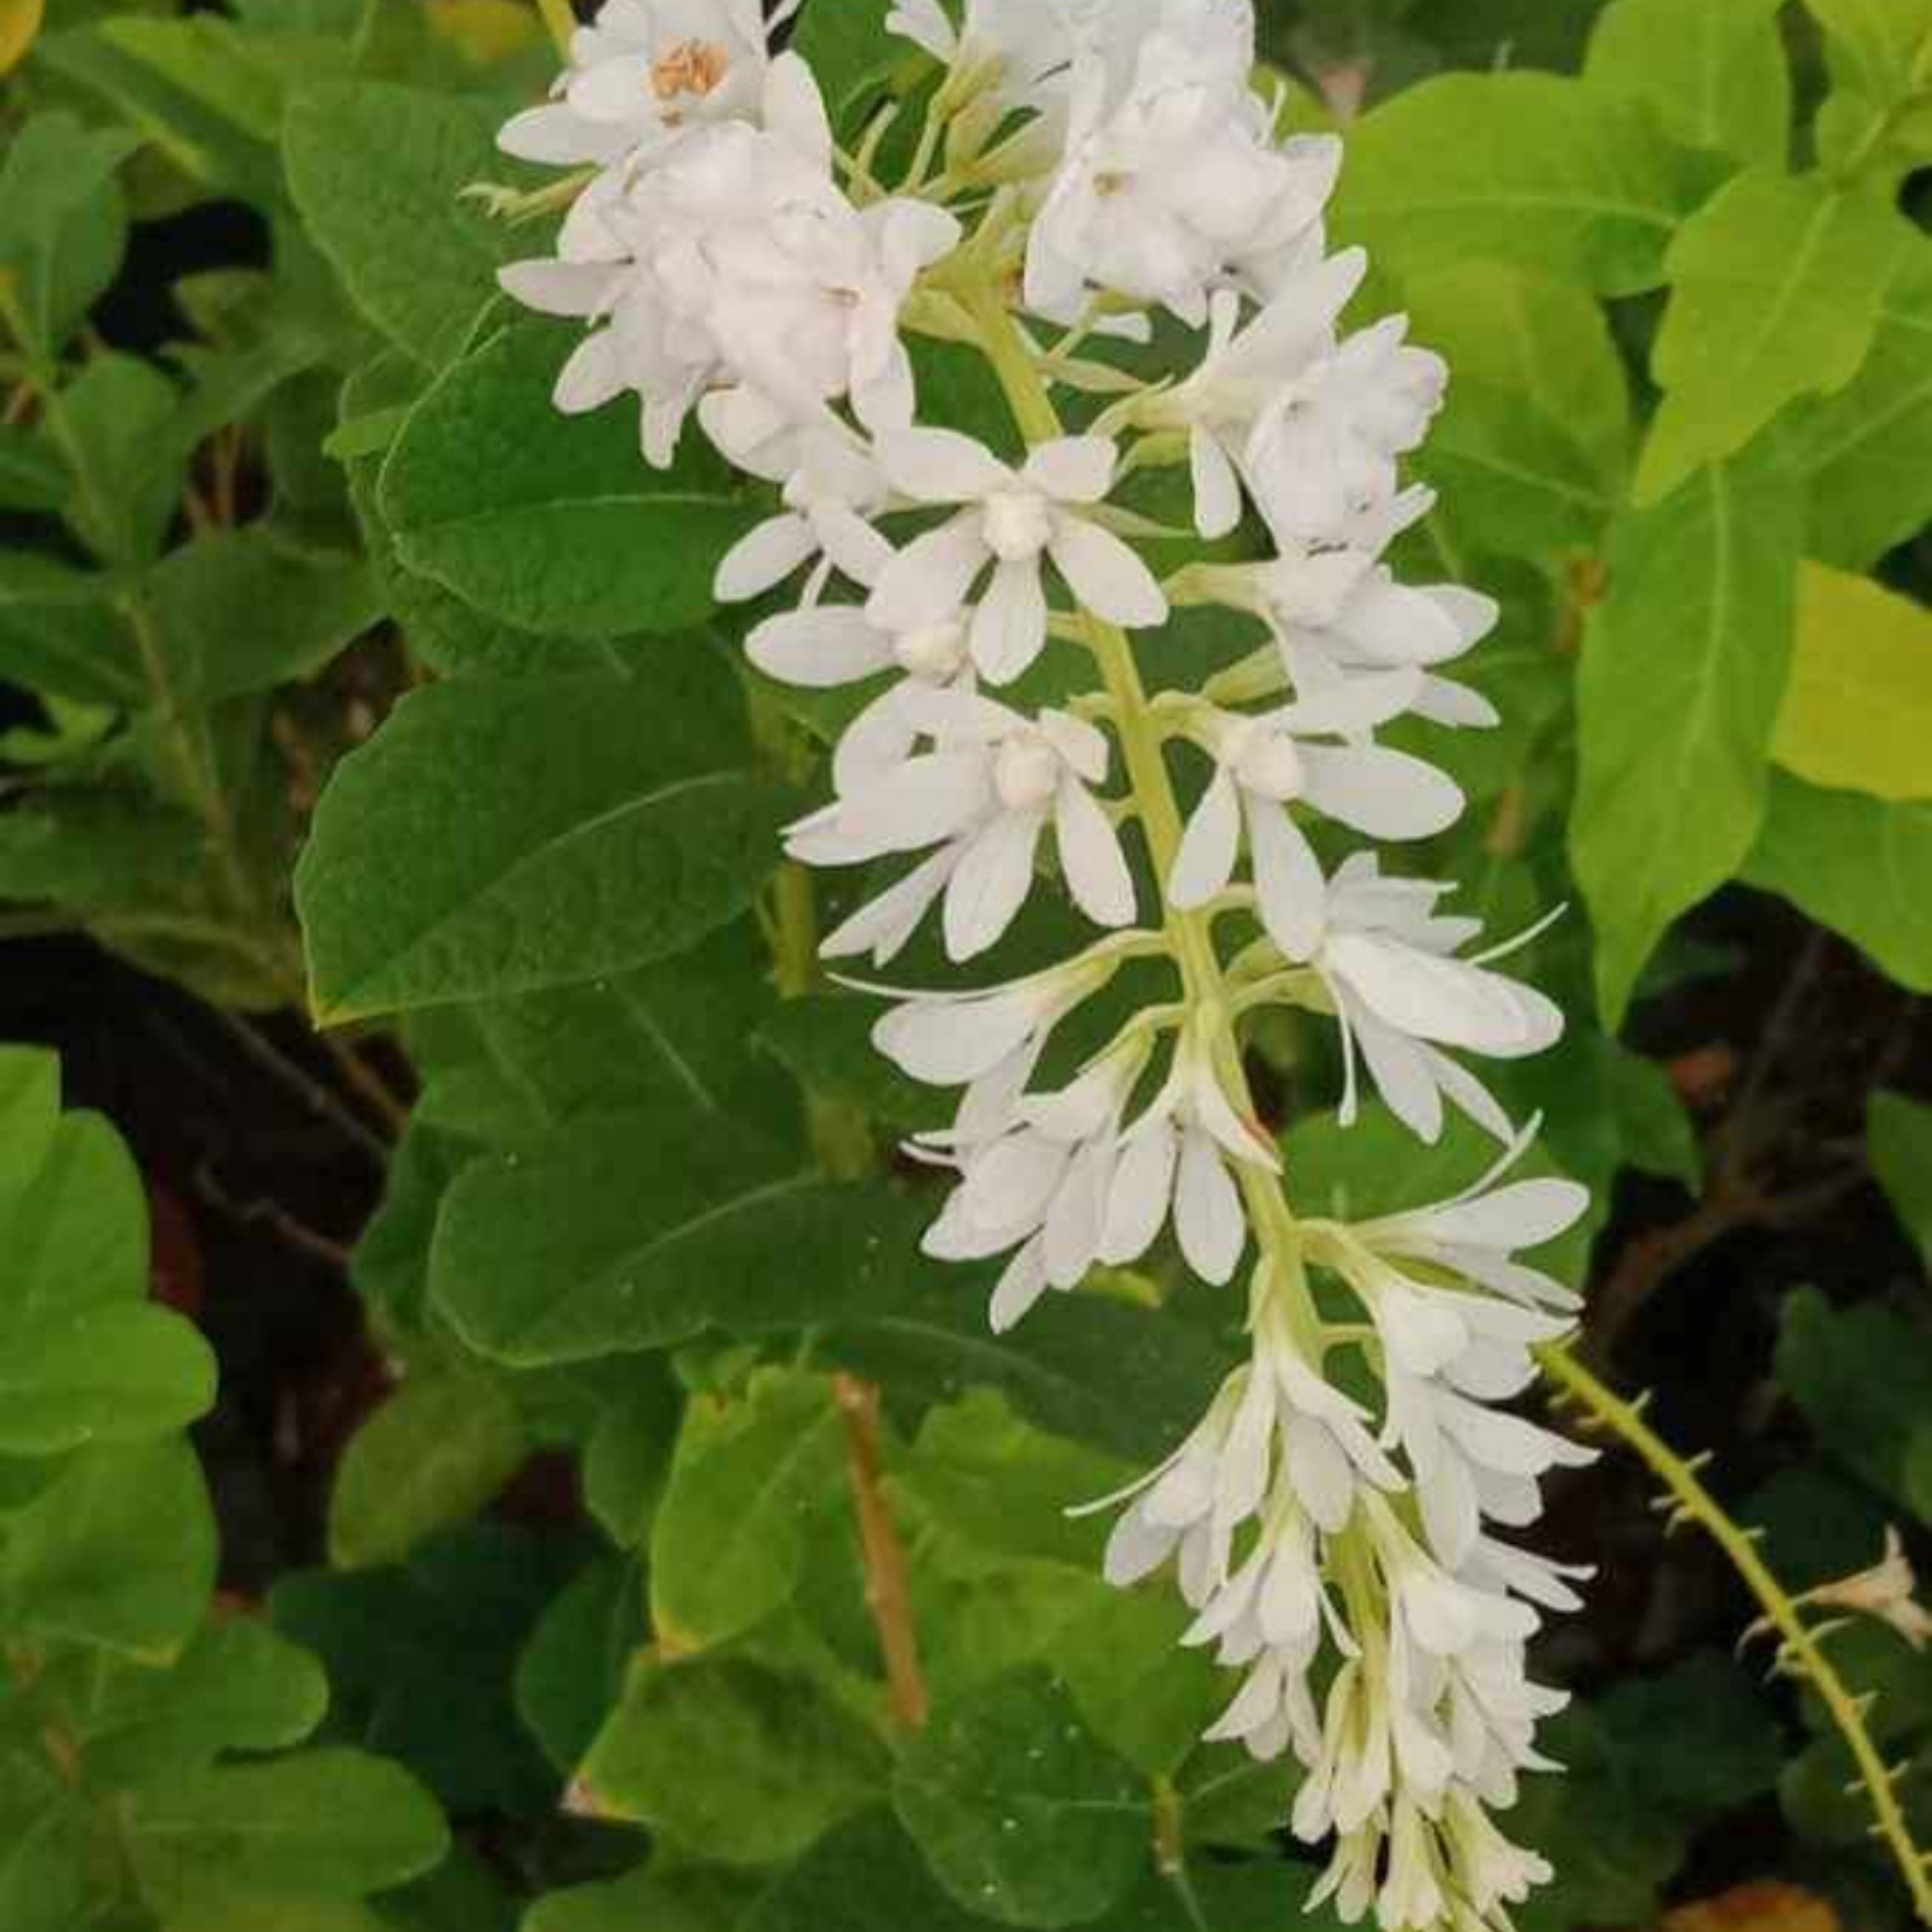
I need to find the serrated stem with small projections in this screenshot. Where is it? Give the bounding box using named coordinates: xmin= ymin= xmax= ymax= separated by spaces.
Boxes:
xmin=1541 ymin=1344 xmax=1932 ymax=1927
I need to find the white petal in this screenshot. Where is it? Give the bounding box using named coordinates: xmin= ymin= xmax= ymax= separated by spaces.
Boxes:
xmin=1274 ymin=668 xmax=1426 ymax=738
xmin=1049 ymin=518 xmax=1168 ymax=628
xmin=788 ymin=752 xmax=990 ymax=862
xmin=1191 ymin=429 xmax=1243 ymax=540
xmin=1326 ymin=937 xmax=1553 ymax=1056
xmin=834 ymin=689 xmax=920 ymax=798
xmin=877 ymin=426 xmax=1011 ymax=504
xmin=970 ymin=559 xmax=1049 ymax=685
xmin=820 ymin=846 xmax=959 ymax=964
xmin=1055 ymin=779 xmax=1135 ymax=928
xmin=868 ymin=517 xmax=989 ymax=630
xmin=1044 ymin=1145 xmax=1110 ymax=1288
xmin=1301 ymin=745 xmax=1464 ymax=840
xmin=1024 ymin=435 xmax=1117 ymax=504
xmin=763 ymin=52 xmax=834 ymax=168
xmin=1350 ymin=1005 xmax=1445 ymax=1144
xmin=1175 ymin=1126 xmax=1245 ymax=1285
xmin=498 ymin=258 xmax=621 ymax=318
xmin=717 ymin=515 xmax=818 ymax=604
xmin=1419 ymin=1179 xmax=1591 ymax=1254
xmin=1169 ymin=767 xmax=1240 ymax=912
xmin=747 ymin=605 xmax=891 ymax=686
xmin=944 ymin=809 xmax=1045 ymax=960
xmin=874 ymin=989 xmax=1041 ymax=1085
xmin=990 ymin=1237 xmax=1051 ymax=1333
xmin=1244 ymin=793 xmax=1326 ymax=962
xmin=1101 ymin=1120 xmax=1178 ymax=1264
xmin=1284 ymin=1416 xmax=1356 ymax=1534
xmin=552 ymin=333 xmax=624 ymax=414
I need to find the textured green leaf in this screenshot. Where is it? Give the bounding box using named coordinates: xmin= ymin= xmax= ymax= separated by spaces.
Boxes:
xmin=792 ymin=0 xmax=900 ymax=119
xmin=1776 ymin=1285 xmax=1932 ymax=1506
xmin=1795 ymin=245 xmax=1932 ymax=571
xmin=0 ymin=1437 xmax=216 ymax=1655
xmin=894 ymin=1668 xmax=1148 ymax=1930
xmin=757 ymin=995 xmax=949 ymax=1136
xmin=1871 ymin=1091 xmax=1932 ymax=1271
xmin=329 ymin=1367 xmax=528 ymax=1569
xmin=527 ymin=1866 xmax=756 ymax=1932
xmin=582 ymin=1356 xmax=682 ymax=1546
xmin=1744 ymin=773 xmax=1932 ymax=994
xmin=123 ymin=1748 xmax=449 ymax=1905
xmin=1048 ymin=1590 xmax=1225 ymax=1782
xmin=1332 ymin=72 xmax=1711 ymax=295
xmin=0 ymin=1746 xmax=94 ymax=1932
xmin=0 ymin=113 xmax=135 ymax=357
xmin=434 ymin=1113 xmax=925 ymax=1364
xmin=651 ymin=1370 xmax=849 ymax=1651
xmin=1637 ymin=169 xmax=1908 ymax=503
xmin=513 ymin=1557 xmax=639 ymax=1778
xmin=1585 ymin=0 xmax=1790 ymax=165
xmin=286 ymin=84 xmax=525 ymax=369
xmin=147 ymin=531 xmax=379 ymax=704
xmin=1774 ymin=565 xmax=1932 ymax=802
xmin=1572 ymin=447 xmax=1803 ymax=1024
xmin=746 ymin=1811 xmax=988 ymax=1932
xmin=379 ymin=320 xmax=756 ymax=637
xmin=585 ymin=1656 xmax=887 ymax=1866
xmin=58 ymin=1619 xmax=327 ymax=1790
xmin=297 ymin=663 xmax=784 ymax=1019
xmin=0 ymin=794 xmax=203 ymax=912
xmin=1402 ymin=264 xmax=1629 ymax=553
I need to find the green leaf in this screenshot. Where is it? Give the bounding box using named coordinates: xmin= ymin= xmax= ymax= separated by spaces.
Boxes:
xmin=0 ymin=1437 xmax=216 ymax=1655
xmin=1332 ymin=72 xmax=1711 ymax=295
xmin=1806 ymin=0 xmax=1932 ymax=191
xmin=527 ymin=1866 xmax=756 ymax=1932
xmin=39 ymin=15 xmax=335 ymax=206
xmin=147 ymin=532 xmax=379 ymax=704
xmin=1584 ymin=0 xmax=1790 ymax=166
xmin=0 ymin=113 xmax=136 ymax=357
xmin=1744 ymin=773 xmax=1932 ymax=995
xmin=1795 ymin=245 xmax=1932 ymax=571
xmin=1571 ymin=445 xmax=1803 ymax=1024
xmin=582 ymin=1357 xmax=683 ymax=1546
xmin=286 ymin=84 xmax=527 ymax=370
xmin=1871 ymin=1091 xmax=1932 ymax=1271
xmin=328 ymin=1367 xmax=528 ymax=1570
xmin=123 ymin=1748 xmax=449 ymax=1906
xmin=514 ymin=1557 xmax=640 ymax=1777
xmin=54 ymin=353 xmax=187 ymax=566
xmin=757 ymin=995 xmax=949 ymax=1136
xmin=0 ymin=1746 xmax=94 ymax=1932
xmin=0 ymin=553 xmax=144 ymax=708
xmin=1636 ymin=168 xmax=1908 ymax=503
xmin=1773 ymin=564 xmax=1932 ymax=802
xmin=0 ymin=1104 xmax=216 ymax=1455
xmin=651 ymin=1369 xmax=849 ymax=1652
xmin=1401 ymin=264 xmax=1629 ymax=553
xmin=792 ymin=0 xmax=902 ymax=122
xmin=584 ymin=1655 xmax=888 ymax=1866
xmin=0 ymin=424 xmax=65 ymax=512
xmin=57 ymin=1619 xmax=327 ymax=1790
xmin=1776 ymin=1284 xmax=1932 ymax=1506
xmin=1047 ymin=1590 xmax=1225 ymax=1782
xmin=0 ymin=794 xmax=203 ymax=912
xmin=296 ymin=662 xmax=784 ymax=1020
xmin=432 ymin=1114 xmax=926 ymax=1365
xmin=378 ymin=320 xmax=755 ymax=638
xmin=894 ymin=1668 xmax=1148 ymax=1930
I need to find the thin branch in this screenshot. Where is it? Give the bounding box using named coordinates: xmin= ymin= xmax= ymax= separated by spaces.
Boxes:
xmin=315 ymin=1029 xmax=413 ymax=1138
xmin=196 ymin=1163 xmax=354 ymax=1270
xmin=206 ymin=1007 xmax=391 ymax=1166
xmin=834 ymin=1374 xmax=929 ymax=1733
xmin=1543 ymin=1346 xmax=1932 ymax=1927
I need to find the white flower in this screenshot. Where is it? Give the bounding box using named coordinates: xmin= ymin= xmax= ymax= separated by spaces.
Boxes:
xmin=1246 ymin=313 xmax=1448 ymax=550
xmin=500 ymin=58 xmax=959 ymax=463
xmin=1147 ymin=252 xmax=1366 ymax=538
xmin=499 ymin=0 xmax=780 ymax=168
xmin=1025 ymin=0 xmax=1340 ymax=326
xmin=1804 ymin=1528 xmax=1932 ymax=1651
xmin=866 ymin=429 xmax=1167 ymax=685
xmin=1302 ymin=856 xmax=1566 ymax=1146
xmin=705 ymin=400 xmax=894 ymax=600
xmin=785 ymin=691 xmax=1135 ymax=961
xmin=1098 ymin=1027 xmax=1278 ymax=1285
xmin=887 ymin=0 xmax=1084 ymax=113
xmin=1168 ymin=673 xmax=1464 ymax=953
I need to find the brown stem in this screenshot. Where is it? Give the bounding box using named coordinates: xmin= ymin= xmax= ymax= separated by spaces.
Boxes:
xmin=316 ymin=1029 xmax=413 ymax=1138
xmin=208 ymin=1007 xmax=391 ymax=1166
xmin=834 ymin=1374 xmax=928 ymax=1733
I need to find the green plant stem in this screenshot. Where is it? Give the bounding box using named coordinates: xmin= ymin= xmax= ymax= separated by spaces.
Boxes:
xmin=954 ymin=265 xmax=1327 ymax=1358
xmin=1541 ymin=1345 xmax=1932 ymax=1927
xmin=534 ymin=0 xmax=577 ymax=58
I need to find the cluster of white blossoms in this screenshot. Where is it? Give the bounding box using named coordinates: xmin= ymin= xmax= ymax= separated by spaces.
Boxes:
xmin=497 ymin=2 xmax=1590 ymax=1926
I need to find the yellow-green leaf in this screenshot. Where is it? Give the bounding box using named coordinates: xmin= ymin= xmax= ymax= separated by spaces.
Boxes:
xmin=1775 ymin=565 xmax=1932 ymax=801
xmin=0 ymin=0 xmax=43 ymax=76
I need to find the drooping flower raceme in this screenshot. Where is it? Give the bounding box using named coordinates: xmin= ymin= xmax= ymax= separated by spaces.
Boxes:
xmin=496 ymin=4 xmax=1589 ymax=1926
